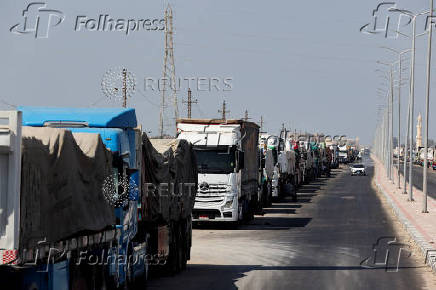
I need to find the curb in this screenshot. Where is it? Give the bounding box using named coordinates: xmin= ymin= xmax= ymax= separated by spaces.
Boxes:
xmin=374 ymin=178 xmax=436 ymax=272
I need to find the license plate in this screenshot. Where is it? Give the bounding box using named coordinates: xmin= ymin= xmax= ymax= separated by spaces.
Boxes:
xmin=199 ymin=215 xmax=209 ymax=220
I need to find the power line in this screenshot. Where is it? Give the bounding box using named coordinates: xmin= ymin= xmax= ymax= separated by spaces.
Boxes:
xmin=0 ymin=98 xmax=17 ymax=109
xmin=136 ymin=89 xmax=161 ymax=107
xmin=194 ymin=103 xmax=206 ymax=118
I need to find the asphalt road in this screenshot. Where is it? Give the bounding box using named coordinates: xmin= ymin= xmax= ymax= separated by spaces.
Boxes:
xmin=147 ymin=162 xmax=432 ymax=290
xmin=395 ymin=162 xmax=436 ymax=199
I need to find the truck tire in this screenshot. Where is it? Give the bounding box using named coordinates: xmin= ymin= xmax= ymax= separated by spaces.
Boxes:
xmin=162 ymin=222 xmax=178 ymax=276
xmin=266 ymin=182 xmax=272 ymax=207
xmin=176 ymin=222 xmax=184 ymax=273
xmin=238 ymin=199 xmax=250 ymax=224
xmin=186 ymin=215 xmax=192 ymax=261
xmin=238 ymin=201 xmax=244 ymax=223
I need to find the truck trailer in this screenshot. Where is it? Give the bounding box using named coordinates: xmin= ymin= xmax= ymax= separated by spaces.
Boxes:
xmin=0 ymin=108 xmax=197 ymax=289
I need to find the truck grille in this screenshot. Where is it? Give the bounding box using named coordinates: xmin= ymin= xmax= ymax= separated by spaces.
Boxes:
xmin=198 ymin=184 xmax=228 ymax=194
xmin=195 ymin=195 xmax=225 ymax=203
xmin=196 ymin=184 xmax=227 ymax=203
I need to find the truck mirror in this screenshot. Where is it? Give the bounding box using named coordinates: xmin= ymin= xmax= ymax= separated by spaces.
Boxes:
xmin=237 ymin=150 xmax=245 ymax=171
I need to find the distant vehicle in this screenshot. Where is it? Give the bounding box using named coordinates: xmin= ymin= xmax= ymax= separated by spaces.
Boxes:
xmin=338 ymin=145 xmax=349 ymax=163
xmin=350 ymin=164 xmax=366 ymax=176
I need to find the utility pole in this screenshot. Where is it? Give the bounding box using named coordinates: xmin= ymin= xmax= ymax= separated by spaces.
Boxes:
xmin=182 ymin=88 xmax=197 ymax=119
xmin=122 ymin=68 xmax=127 ymax=108
xmin=160 ymin=4 xmax=177 ymax=137
xmin=219 ymin=100 xmax=229 ymax=120
xmin=423 ymin=0 xmax=434 ymax=213
xmin=281 ymin=123 xmax=286 ymax=139
xmin=260 ymin=116 xmax=264 ymax=132
xmin=244 ymin=110 xmax=250 ymax=121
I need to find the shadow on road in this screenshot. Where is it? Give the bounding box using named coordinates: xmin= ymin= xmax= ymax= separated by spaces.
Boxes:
xmin=147 ymin=263 xmax=427 ymax=290
xmin=240 ymin=217 xmax=312 ymax=230
xmin=193 ymin=174 xmax=334 ymax=231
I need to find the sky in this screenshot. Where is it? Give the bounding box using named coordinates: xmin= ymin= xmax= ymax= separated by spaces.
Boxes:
xmin=0 ymin=0 xmax=435 ymax=145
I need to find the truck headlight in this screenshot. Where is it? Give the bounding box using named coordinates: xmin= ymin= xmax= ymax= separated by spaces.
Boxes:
xmin=223 ymin=197 xmax=234 ymax=209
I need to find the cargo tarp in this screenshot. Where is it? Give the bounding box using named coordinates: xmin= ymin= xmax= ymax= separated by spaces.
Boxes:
xmin=140 ymin=135 xmax=197 ymax=223
xmin=20 ymin=127 xmax=115 ymax=250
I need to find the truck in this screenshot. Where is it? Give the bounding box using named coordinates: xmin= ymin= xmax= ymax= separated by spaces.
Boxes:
xmin=263 ymin=135 xmax=297 ymax=201
xmin=338 ymin=145 xmax=349 ymax=164
xmin=287 ymin=139 xmax=304 ymax=188
xmin=329 ymin=144 xmax=339 ymax=169
xmin=258 ymin=134 xmax=273 ymax=208
xmin=319 ymin=143 xmax=332 ymax=177
xmin=298 ymin=140 xmax=314 ymax=183
xmin=0 ymin=108 xmax=197 ymax=289
xmin=176 ymin=118 xmax=259 ymax=223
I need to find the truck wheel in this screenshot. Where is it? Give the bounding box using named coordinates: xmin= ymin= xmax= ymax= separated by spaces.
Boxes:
xmin=130 ymin=250 xmax=148 ymax=290
xmin=238 ymin=202 xmax=244 ymax=223
xmin=267 ymin=182 xmax=272 ymax=207
xmin=179 ymin=219 xmax=187 ymax=271
xmin=292 ymin=183 xmax=298 ymax=202
xmin=176 ymin=222 xmax=185 ymax=273
xmin=238 ymin=199 xmax=249 ymax=224
xmin=163 ymin=223 xmax=178 ymax=276
xmin=248 ymin=199 xmax=255 ymax=221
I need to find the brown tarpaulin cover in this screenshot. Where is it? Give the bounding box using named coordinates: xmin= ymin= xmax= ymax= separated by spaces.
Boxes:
xmin=19 ymin=127 xmax=115 ymax=250
xmin=140 ymin=135 xmax=197 ymax=223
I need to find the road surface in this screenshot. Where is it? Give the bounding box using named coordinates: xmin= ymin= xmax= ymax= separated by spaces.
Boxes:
xmin=395 ymin=162 xmax=436 ymax=199
xmin=147 ymin=162 xmax=434 ymax=290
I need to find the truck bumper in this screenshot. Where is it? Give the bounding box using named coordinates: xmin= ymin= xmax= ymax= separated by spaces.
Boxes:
xmin=192 ymin=204 xmax=238 ymax=222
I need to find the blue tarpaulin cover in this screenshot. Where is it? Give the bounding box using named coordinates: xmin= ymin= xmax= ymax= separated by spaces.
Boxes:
xmin=18 ymin=106 xmax=137 ymax=128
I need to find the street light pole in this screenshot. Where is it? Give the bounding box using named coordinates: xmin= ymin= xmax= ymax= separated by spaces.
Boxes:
xmin=381 ymin=47 xmax=411 ymax=188
xmin=423 ymin=0 xmax=434 ymax=213
xmin=409 ymin=16 xmax=417 ymax=201
xmin=404 ymin=93 xmax=411 ymax=194
xmin=387 ymin=8 xmax=429 ymax=201
xmin=377 ymin=65 xmax=393 ymax=180
xmin=378 ymin=60 xmax=395 ymax=181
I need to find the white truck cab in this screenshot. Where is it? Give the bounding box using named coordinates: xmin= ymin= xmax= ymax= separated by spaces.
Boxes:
xmin=177 ymin=119 xmax=259 ymax=223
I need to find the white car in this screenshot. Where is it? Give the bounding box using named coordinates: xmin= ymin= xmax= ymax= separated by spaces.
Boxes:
xmin=350 ymin=164 xmax=366 ymax=176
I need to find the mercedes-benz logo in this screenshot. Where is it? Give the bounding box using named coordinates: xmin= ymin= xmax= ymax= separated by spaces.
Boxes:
xmin=199 ymin=182 xmax=209 ymax=191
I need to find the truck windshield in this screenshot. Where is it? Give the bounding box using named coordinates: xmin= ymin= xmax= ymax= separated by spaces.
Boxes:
xmin=194 ymin=147 xmax=236 ymax=174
